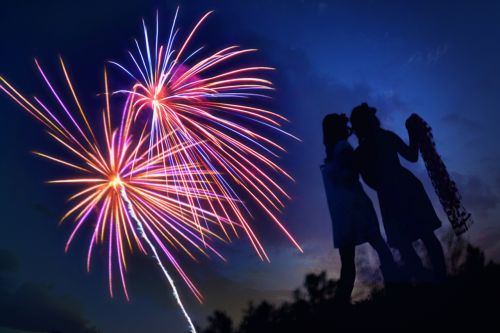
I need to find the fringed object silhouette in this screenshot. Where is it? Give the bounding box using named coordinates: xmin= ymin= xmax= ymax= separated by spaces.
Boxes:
xmin=406 ymin=113 xmax=473 ymax=235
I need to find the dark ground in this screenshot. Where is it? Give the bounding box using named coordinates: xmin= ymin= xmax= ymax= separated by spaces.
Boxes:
xmin=200 ymin=236 xmax=500 ymax=332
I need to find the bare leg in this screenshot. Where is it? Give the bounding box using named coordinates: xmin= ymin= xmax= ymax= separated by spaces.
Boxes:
xmin=421 ymin=232 xmax=447 ymax=281
xmin=369 ymin=233 xmax=396 ymax=268
xmin=397 ymin=242 xmax=427 ymax=283
xmin=336 ymin=245 xmax=355 ymax=303
xmin=369 ymin=234 xmax=399 ymax=283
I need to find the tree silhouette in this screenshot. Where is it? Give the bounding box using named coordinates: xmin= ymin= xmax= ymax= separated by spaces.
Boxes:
xmin=202 ymin=237 xmax=500 ymax=332
xmin=204 ymin=311 xmax=234 ymax=333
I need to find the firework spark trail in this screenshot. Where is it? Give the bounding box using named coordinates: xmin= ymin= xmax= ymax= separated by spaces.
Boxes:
xmin=0 ymin=8 xmax=303 ymax=330
xmin=120 ymin=187 xmax=196 ymax=333
xmin=112 ymin=9 xmax=303 ymax=260
xmin=0 ymin=58 xmax=240 ymax=326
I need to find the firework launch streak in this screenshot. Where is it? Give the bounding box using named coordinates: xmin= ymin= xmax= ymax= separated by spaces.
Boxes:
xmin=0 ymin=9 xmax=302 ymax=329
xmin=120 ymin=187 xmax=196 ymax=333
xmin=406 ymin=114 xmax=473 ymax=235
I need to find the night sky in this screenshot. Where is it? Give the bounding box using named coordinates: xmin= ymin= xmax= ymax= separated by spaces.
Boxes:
xmin=1 ymin=1 xmax=500 ymax=332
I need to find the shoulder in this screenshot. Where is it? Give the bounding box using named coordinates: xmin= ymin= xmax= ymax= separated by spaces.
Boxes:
xmin=380 ymin=129 xmax=402 ymax=143
xmin=381 ymin=129 xmax=396 ymax=138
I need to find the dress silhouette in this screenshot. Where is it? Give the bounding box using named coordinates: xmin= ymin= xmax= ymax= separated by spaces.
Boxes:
xmin=350 ymin=103 xmax=446 ymax=282
xmin=321 ymin=113 xmax=397 ymax=302
xmin=322 ymin=140 xmax=381 ymax=247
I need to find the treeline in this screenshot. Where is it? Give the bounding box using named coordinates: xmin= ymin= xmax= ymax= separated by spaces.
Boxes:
xmin=200 ymin=237 xmax=500 ymax=332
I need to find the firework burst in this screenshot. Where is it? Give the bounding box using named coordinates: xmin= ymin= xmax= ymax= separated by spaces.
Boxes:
xmin=0 ymin=58 xmax=240 ymax=332
xmin=111 ymin=9 xmax=302 ymax=260
xmin=0 ymin=9 xmax=302 ymax=333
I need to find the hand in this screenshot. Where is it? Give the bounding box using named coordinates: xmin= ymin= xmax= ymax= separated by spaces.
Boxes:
xmin=405 ymin=113 xmax=420 ymax=131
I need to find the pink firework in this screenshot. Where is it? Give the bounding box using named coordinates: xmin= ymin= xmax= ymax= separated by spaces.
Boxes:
xmin=111 ymin=9 xmax=303 ymax=260
xmin=0 ymin=59 xmax=241 ymax=331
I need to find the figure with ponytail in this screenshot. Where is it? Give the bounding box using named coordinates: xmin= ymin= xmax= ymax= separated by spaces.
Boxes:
xmin=350 ymin=103 xmax=451 ymax=283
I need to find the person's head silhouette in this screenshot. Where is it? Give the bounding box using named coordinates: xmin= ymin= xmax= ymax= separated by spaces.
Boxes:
xmin=350 ymin=103 xmax=380 ymax=141
xmin=322 ymin=113 xmax=350 ymax=148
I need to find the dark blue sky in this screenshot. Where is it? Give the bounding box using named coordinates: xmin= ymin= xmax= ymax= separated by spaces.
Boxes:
xmin=1 ymin=1 xmax=500 ymax=332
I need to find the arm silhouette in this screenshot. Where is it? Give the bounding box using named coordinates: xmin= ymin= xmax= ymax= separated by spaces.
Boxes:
xmin=390 ymin=130 xmax=418 ymax=162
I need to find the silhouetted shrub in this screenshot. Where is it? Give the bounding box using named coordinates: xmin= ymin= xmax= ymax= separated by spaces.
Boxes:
xmin=202 ymin=240 xmax=500 ymax=332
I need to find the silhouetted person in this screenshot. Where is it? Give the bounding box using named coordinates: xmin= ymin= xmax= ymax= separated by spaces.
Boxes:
xmin=320 ymin=113 xmax=398 ymax=303
xmin=350 ymin=103 xmax=447 ymax=283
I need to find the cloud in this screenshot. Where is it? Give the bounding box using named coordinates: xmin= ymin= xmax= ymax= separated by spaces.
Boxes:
xmin=270 ymin=46 xmax=409 ymax=122
xmin=121 ymin=250 xmax=294 ymax=326
xmin=495 ymin=175 xmax=500 ymax=192
xmin=0 ymin=250 xmax=100 ymax=333
xmin=407 ymin=160 xmax=499 ymax=225
xmin=0 ymin=250 xmax=18 ymax=273
xmin=31 ymin=202 xmax=57 ymax=219
xmin=427 ymin=44 xmax=449 ymax=63
xmin=452 ymin=172 xmax=500 ymax=217
xmin=441 ymin=112 xmax=482 ymax=131
xmin=408 ymin=43 xmax=449 ymax=64
xmin=0 ymin=285 xmax=100 ymax=333
xmin=196 ymin=268 xmax=291 ymax=323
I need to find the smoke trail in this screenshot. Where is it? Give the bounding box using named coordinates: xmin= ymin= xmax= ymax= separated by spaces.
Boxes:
xmin=120 ymin=187 xmax=197 ymax=333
